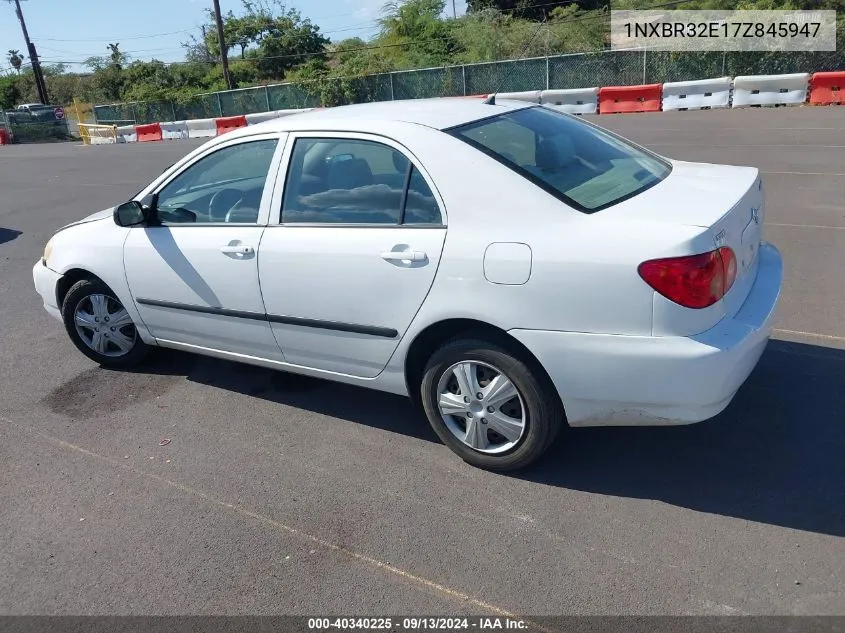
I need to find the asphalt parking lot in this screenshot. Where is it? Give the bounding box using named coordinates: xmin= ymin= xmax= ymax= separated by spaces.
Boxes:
xmin=1 ymin=106 xmax=843 ymax=619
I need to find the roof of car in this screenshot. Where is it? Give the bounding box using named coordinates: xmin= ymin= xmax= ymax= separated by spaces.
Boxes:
xmin=246 ymin=97 xmax=535 ymax=134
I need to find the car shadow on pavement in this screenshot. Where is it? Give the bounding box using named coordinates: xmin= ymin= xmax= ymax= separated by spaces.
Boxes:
xmin=138 ymin=348 xmax=439 ymax=444
xmin=522 ymin=339 xmax=845 ymax=538
xmin=0 ymin=228 xmax=22 ymax=245
xmin=134 ymin=339 xmax=844 ymax=537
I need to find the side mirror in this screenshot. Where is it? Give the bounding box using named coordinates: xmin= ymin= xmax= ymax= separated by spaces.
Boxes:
xmin=114 ymin=201 xmax=149 ymax=227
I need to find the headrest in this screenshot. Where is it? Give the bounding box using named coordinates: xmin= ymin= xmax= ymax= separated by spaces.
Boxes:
xmin=392 ymin=151 xmax=409 ymax=174
xmin=536 ymin=135 xmax=577 ymax=172
xmin=329 ymin=158 xmax=374 ymax=190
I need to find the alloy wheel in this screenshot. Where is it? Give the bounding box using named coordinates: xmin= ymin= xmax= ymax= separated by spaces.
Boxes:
xmin=436 ymin=360 xmax=527 ymax=454
xmin=73 ymin=293 xmax=137 ymax=357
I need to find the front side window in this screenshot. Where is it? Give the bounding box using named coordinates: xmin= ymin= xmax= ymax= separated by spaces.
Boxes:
xmin=154 ymin=138 xmax=278 ymax=224
xmin=281 ymin=138 xmax=441 ymax=225
xmin=448 ymin=107 xmax=671 ymax=213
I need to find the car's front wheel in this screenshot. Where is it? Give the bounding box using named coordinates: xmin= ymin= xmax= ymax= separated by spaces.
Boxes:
xmin=61 ymin=278 xmax=152 ymax=368
xmin=420 ymin=338 xmax=564 ymax=472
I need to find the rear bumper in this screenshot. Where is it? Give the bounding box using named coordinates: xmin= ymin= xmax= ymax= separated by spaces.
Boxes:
xmin=510 ymin=242 xmax=783 ymax=427
xmin=33 ymin=259 xmax=63 ymax=322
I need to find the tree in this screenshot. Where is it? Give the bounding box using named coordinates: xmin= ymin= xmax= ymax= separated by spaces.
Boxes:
xmin=0 ymin=75 xmax=22 ymax=109
xmin=7 ymin=50 xmax=24 ymax=74
xmin=250 ymin=6 xmax=328 ymax=79
xmin=467 ymin=0 xmax=607 ymax=20
xmin=84 ymin=56 xmax=124 ymax=101
xmin=188 ymin=1 xmax=329 ymax=80
xmin=107 ymin=43 xmax=128 ymax=70
xmin=182 ymin=26 xmax=215 ymax=64
xmin=377 ymin=0 xmax=459 ymax=69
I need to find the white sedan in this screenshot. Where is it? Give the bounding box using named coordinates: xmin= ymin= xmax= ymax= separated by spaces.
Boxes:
xmin=33 ymin=98 xmax=783 ymax=471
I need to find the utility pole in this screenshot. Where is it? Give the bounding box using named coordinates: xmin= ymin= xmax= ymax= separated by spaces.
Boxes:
xmin=211 ymin=0 xmax=234 ymax=90
xmin=452 ymin=0 xmax=457 ymax=19
xmin=9 ymin=0 xmax=48 ymax=103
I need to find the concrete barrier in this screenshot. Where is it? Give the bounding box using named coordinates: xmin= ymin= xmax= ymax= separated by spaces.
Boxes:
xmin=662 ymin=77 xmax=732 ymax=111
xmin=160 ymin=121 xmax=189 ymax=140
xmin=540 ymin=88 xmax=599 ymax=114
xmin=216 ymin=115 xmax=248 ymax=136
xmin=732 ymin=73 xmax=809 ymax=108
xmin=245 ymin=112 xmax=282 ymax=125
xmin=599 ymin=84 xmax=662 ymax=114
xmin=496 ymin=90 xmax=542 ymax=104
xmin=116 ymin=125 xmax=137 ymax=143
xmin=273 ymin=108 xmax=313 ymax=118
xmin=186 ymin=118 xmax=217 ymax=139
xmin=809 ymin=71 xmax=845 ymax=105
xmin=136 ymin=122 xmax=162 ymax=142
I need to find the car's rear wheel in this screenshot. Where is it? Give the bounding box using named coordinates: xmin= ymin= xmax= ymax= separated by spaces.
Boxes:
xmin=61 ymin=278 xmax=152 ymax=368
xmin=420 ymin=337 xmax=564 ymax=472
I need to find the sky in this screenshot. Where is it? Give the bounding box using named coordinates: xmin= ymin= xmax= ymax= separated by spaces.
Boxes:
xmin=1 ymin=0 xmax=469 ymax=73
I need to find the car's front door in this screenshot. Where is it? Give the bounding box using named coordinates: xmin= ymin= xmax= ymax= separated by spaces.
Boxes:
xmin=258 ymin=133 xmax=448 ymax=378
xmin=124 ymin=133 xmax=287 ymax=359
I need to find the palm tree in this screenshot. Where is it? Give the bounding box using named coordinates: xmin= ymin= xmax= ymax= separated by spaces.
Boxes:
xmin=7 ymin=50 xmax=24 ymax=73
xmin=107 ymin=43 xmax=124 ymax=69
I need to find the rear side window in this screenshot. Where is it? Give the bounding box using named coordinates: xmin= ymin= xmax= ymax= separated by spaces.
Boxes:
xmin=281 ymin=137 xmax=442 ymax=225
xmin=448 ymin=106 xmax=671 ymax=213
xmin=404 ymin=167 xmax=440 ymax=224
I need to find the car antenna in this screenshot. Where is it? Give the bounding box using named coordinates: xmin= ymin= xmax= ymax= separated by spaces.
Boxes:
xmin=484 ymin=15 xmax=549 ymax=106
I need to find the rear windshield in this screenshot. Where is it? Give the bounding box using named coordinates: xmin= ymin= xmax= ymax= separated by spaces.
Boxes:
xmin=448 ymin=106 xmax=671 ymax=213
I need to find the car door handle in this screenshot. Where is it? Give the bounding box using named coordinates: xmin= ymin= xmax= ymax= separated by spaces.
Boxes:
xmin=220 ymin=244 xmax=254 ymax=254
xmin=381 ymin=250 xmax=426 ymax=262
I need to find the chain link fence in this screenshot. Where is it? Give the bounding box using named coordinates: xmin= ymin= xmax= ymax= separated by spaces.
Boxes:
xmin=93 ymin=45 xmax=845 ymax=124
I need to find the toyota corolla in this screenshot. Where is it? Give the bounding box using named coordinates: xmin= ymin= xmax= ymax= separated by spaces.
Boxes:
xmin=33 ymin=98 xmax=783 ymax=471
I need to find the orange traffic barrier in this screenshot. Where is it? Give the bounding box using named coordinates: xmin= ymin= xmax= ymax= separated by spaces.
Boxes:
xmin=809 ymin=71 xmax=844 ymax=105
xmin=215 ymin=115 xmax=247 ymax=136
xmin=0 ymin=128 xmax=9 ymax=145
xmin=598 ymin=84 xmax=662 ymax=114
xmin=136 ymin=123 xmax=162 ymax=142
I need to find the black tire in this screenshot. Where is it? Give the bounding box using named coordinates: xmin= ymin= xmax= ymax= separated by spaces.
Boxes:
xmin=61 ymin=278 xmax=152 ymax=368
xmin=420 ymin=337 xmax=564 ymax=472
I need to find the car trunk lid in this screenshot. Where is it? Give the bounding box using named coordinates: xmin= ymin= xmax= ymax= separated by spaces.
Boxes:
xmin=601 ymin=159 xmax=764 ymax=316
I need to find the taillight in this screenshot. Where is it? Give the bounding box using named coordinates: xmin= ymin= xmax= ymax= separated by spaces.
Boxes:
xmin=638 ymin=247 xmax=737 ymax=309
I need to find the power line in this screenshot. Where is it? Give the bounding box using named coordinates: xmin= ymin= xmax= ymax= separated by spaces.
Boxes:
xmin=38 ymin=28 xmax=198 ymax=43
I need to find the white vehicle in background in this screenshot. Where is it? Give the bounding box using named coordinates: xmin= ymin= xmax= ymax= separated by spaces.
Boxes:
xmin=33 ymin=98 xmax=783 ymax=471
xmin=15 ymin=103 xmax=57 ymax=118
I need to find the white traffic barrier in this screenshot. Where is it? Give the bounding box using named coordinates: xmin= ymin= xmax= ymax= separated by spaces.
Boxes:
xmin=186 ymin=118 xmax=217 ymax=138
xmin=160 ymin=121 xmax=189 ymax=140
xmin=662 ymin=77 xmax=732 ymax=111
xmin=496 ymin=90 xmax=542 ymax=104
xmin=116 ymin=125 xmax=137 ymax=143
xmin=245 ymin=111 xmax=281 ymax=125
xmin=244 ymin=109 xmax=313 ymax=125
xmin=731 ymin=73 xmax=810 ymax=108
xmin=539 ymin=88 xmax=599 ymax=114
xmin=273 ymin=108 xmax=312 ymax=117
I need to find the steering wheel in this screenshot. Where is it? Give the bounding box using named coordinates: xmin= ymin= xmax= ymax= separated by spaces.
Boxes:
xmin=207 ymin=188 xmax=243 ymax=222
xmin=225 ymin=204 xmax=259 ymax=223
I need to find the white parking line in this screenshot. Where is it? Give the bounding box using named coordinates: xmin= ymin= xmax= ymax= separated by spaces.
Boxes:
xmin=773 ymin=328 xmax=845 ymax=343
xmin=763 ymin=171 xmax=845 ymax=176
xmin=653 ymin=145 xmax=845 ymax=149
xmin=767 ymin=223 xmax=845 ymax=230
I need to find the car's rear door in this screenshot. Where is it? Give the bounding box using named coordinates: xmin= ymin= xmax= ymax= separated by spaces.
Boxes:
xmin=123 ymin=132 xmax=288 ymax=358
xmin=257 ymin=132 xmax=447 ymax=378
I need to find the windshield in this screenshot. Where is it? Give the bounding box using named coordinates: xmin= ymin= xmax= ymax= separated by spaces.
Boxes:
xmin=448 ymin=106 xmax=671 ymax=213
